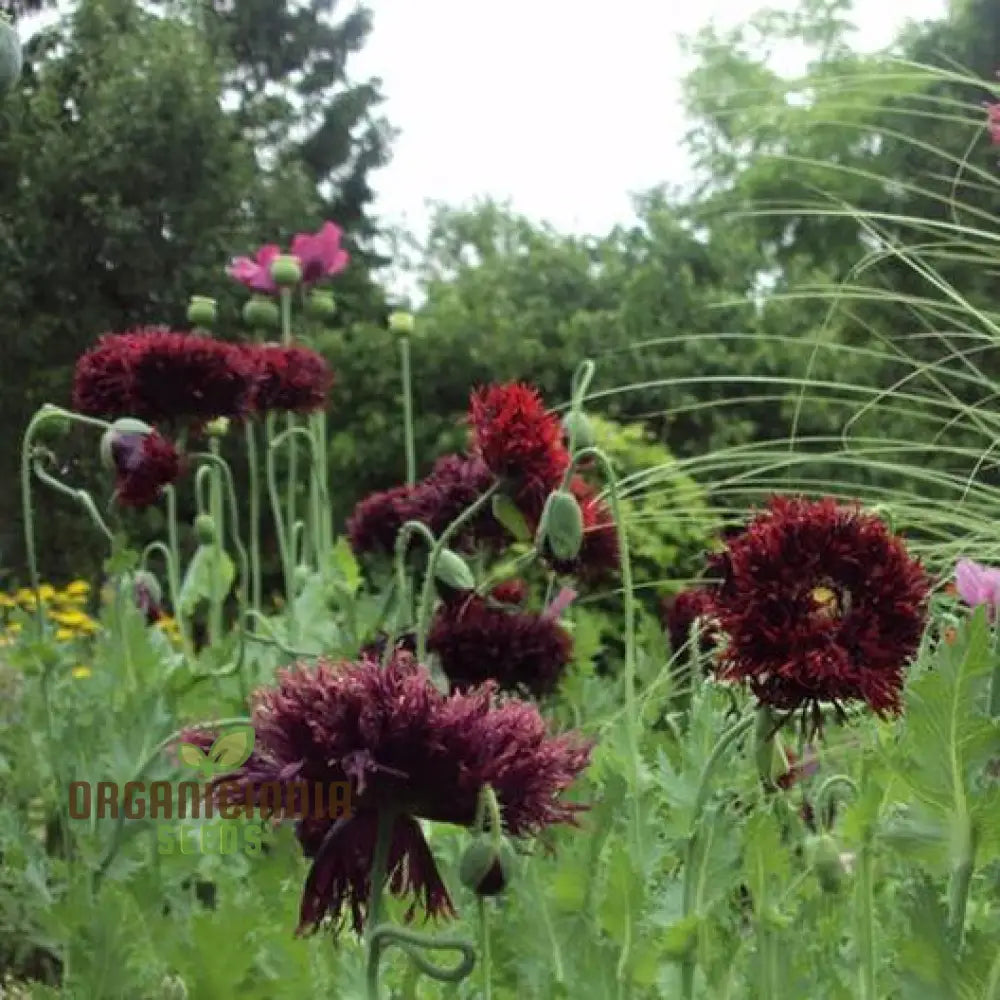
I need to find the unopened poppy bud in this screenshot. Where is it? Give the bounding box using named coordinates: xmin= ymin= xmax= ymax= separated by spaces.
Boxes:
xmin=435 ymin=549 xmax=475 ymax=592
xmin=186 ymin=296 xmax=217 ymax=329
xmin=808 ymin=834 xmax=847 ymax=894
xmin=194 ymin=513 xmax=216 ymax=544
xmin=388 ymin=311 xmax=414 ymax=336
xmin=306 ymin=290 xmax=337 ymax=320
xmin=99 ymin=418 xmax=154 ymax=469
xmin=204 ymin=417 xmax=229 ymax=438
xmin=540 ymin=489 xmax=584 ymax=561
xmin=132 ymin=570 xmax=162 ymax=608
xmin=242 ymin=296 xmax=280 ymax=330
xmin=0 ymin=15 xmax=22 ymax=97
xmin=459 ymin=835 xmax=517 ymax=896
xmin=562 ymin=410 xmax=595 ymax=451
xmin=270 ymin=254 xmax=302 ymax=286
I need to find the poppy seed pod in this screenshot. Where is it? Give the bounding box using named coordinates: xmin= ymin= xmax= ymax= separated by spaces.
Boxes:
xmin=194 ymin=514 xmax=216 ymax=545
xmin=435 ymin=549 xmax=476 ymax=592
xmin=270 ymin=254 xmax=302 ymax=287
xmin=459 ymin=835 xmax=518 ymax=896
xmin=388 ymin=311 xmax=415 ymax=336
xmin=306 ymin=290 xmax=337 ymax=320
xmin=242 ymin=296 xmax=280 ymax=330
xmin=540 ymin=489 xmax=584 ymax=561
xmin=562 ymin=410 xmax=595 ymax=452
xmin=100 ymin=418 xmax=155 ymax=470
xmin=186 ymin=296 xmax=217 ymax=329
xmin=808 ymin=834 xmax=846 ymax=894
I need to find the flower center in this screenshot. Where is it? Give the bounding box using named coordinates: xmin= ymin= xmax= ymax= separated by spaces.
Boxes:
xmin=809 ymin=584 xmax=847 ymax=620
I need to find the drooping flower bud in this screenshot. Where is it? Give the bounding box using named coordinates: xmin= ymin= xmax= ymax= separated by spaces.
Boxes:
xmin=435 ymin=549 xmax=475 ymax=592
xmin=807 ymin=834 xmax=847 ymax=894
xmin=242 ymin=296 xmax=280 ymax=330
xmin=388 ymin=311 xmax=415 ymax=336
xmin=270 ymin=254 xmax=302 ymax=287
xmin=458 ymin=835 xmax=517 ymax=896
xmin=539 ymin=489 xmax=584 ymax=561
xmin=754 ymin=705 xmax=789 ymax=787
xmin=0 ymin=15 xmax=22 ymax=98
xmin=562 ymin=410 xmax=595 ymax=451
xmin=186 ymin=296 xmax=217 ymax=329
xmin=194 ymin=513 xmax=216 ymax=545
xmin=100 ymin=418 xmax=155 ymax=470
xmin=306 ymin=290 xmax=337 ymax=320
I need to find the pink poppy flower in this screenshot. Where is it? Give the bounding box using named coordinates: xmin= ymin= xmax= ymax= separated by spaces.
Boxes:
xmin=227 ymin=243 xmax=281 ymax=294
xmin=955 ymin=558 xmax=1000 ymax=616
xmin=291 ymin=222 xmax=350 ymax=284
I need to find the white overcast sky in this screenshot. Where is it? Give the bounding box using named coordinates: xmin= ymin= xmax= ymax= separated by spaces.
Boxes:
xmin=354 ymin=0 xmax=949 ymax=242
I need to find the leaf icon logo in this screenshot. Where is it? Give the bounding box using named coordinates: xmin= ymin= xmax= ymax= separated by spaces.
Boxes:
xmin=176 ymin=725 xmax=255 ymax=780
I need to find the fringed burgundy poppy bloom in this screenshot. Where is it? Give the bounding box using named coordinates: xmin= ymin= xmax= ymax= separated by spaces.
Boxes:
xmin=110 ymin=430 xmax=181 ymax=507
xmin=712 ymin=495 xmax=930 ymax=725
xmin=243 ymin=344 xmax=334 ymax=414
xmin=227 ymin=243 xmax=281 ymax=294
xmin=662 ymin=587 xmax=720 ymax=655
xmin=468 ymin=382 xmax=569 ymax=511
xmin=73 ymin=329 xmax=255 ymax=424
xmin=346 ymin=483 xmax=419 ymax=558
xmin=181 ymin=652 xmax=591 ymax=935
xmin=546 ymin=477 xmax=619 ymax=582
xmin=427 ymin=596 xmax=573 ymax=697
xmin=291 ymin=221 xmax=350 ymax=284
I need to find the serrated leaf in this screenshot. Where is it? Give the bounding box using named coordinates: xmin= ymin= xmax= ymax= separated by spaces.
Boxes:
xmin=178 ymin=544 xmax=236 ymax=617
xmin=208 ymin=726 xmax=255 ymax=772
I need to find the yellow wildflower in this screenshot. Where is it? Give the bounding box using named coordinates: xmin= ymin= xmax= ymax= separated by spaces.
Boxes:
xmin=55 ymin=628 xmax=76 ymax=642
xmin=0 ymin=593 xmax=14 ymax=608
xmin=14 ymin=589 xmax=37 ymax=607
xmin=38 ymin=584 xmax=56 ymax=601
xmin=65 ymin=580 xmax=91 ymax=597
xmin=71 ymin=666 xmax=92 ymax=680
xmin=6 ymin=622 xmax=22 ymax=635
xmin=49 ymin=609 xmax=90 ymax=628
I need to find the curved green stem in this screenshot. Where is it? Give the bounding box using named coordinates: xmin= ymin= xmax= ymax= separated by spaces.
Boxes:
xmin=680 ymin=713 xmax=756 ymax=999
xmin=164 ymin=485 xmax=194 ymax=658
xmin=814 ymin=775 xmax=858 ymax=830
xmin=31 ymin=459 xmax=114 ymax=543
xmin=265 ymin=413 xmax=296 ymax=638
xmin=415 ymin=484 xmax=499 ymax=663
xmin=388 ymin=519 xmax=436 ymax=664
xmin=857 ymin=842 xmax=876 ymax=1000
xmin=364 ymin=810 xmax=397 ymax=999
xmin=243 ymin=610 xmax=317 ymax=660
xmin=399 ymin=336 xmax=416 ymax=485
xmin=366 ymin=925 xmax=476 ymax=998
xmin=244 ymin=422 xmax=263 ymax=611
xmin=478 ymin=898 xmax=492 ymax=1000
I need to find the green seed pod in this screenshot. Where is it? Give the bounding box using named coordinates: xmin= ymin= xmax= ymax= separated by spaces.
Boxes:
xmin=306 ymin=290 xmax=337 ymax=320
xmin=204 ymin=417 xmax=229 ymax=438
xmin=458 ymin=836 xmax=517 ymax=896
xmin=388 ymin=311 xmax=415 ymax=336
xmin=562 ymin=410 xmax=595 ymax=451
xmin=242 ymin=296 xmax=280 ymax=330
xmin=0 ymin=16 xmax=23 ymax=98
xmin=270 ymin=254 xmax=302 ymax=286
xmin=808 ymin=834 xmax=846 ymax=894
xmin=541 ymin=489 xmax=584 ymax=561
xmin=435 ymin=549 xmax=475 ymax=592
xmin=186 ymin=295 xmax=217 ymax=329
xmin=194 ymin=513 xmax=216 ymax=545
xmin=99 ymin=418 xmax=154 ymax=469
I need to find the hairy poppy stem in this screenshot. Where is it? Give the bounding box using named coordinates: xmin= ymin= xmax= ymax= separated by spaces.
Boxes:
xmin=245 ymin=423 xmax=263 ymax=611
xmin=399 ymin=335 xmax=416 ymax=486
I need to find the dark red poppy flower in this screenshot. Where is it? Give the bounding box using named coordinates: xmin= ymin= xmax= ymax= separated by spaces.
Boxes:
xmin=546 ymin=477 xmax=619 ymax=582
xmin=243 ymin=344 xmax=334 ymax=414
xmin=346 ymin=483 xmax=420 ymax=558
xmin=468 ymin=382 xmax=569 ymax=510
xmin=491 ymin=579 xmax=528 ymax=605
xmin=290 ymin=221 xmax=350 ymax=284
xmin=181 ymin=652 xmax=591 ymax=935
xmin=662 ymin=587 xmax=720 ymax=655
xmin=712 ymin=495 xmax=930 ymax=723
xmin=110 ymin=430 xmax=181 ymax=507
xmin=73 ymin=328 xmax=255 ymax=424
xmin=427 ymin=595 xmax=573 ymax=697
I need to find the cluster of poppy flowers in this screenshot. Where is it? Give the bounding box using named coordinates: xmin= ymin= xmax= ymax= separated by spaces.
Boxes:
xmin=347 ymin=381 xmax=621 ymax=697
xmin=662 ymin=495 xmax=933 ymax=727
xmin=69 ymin=222 xmax=347 ymax=507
